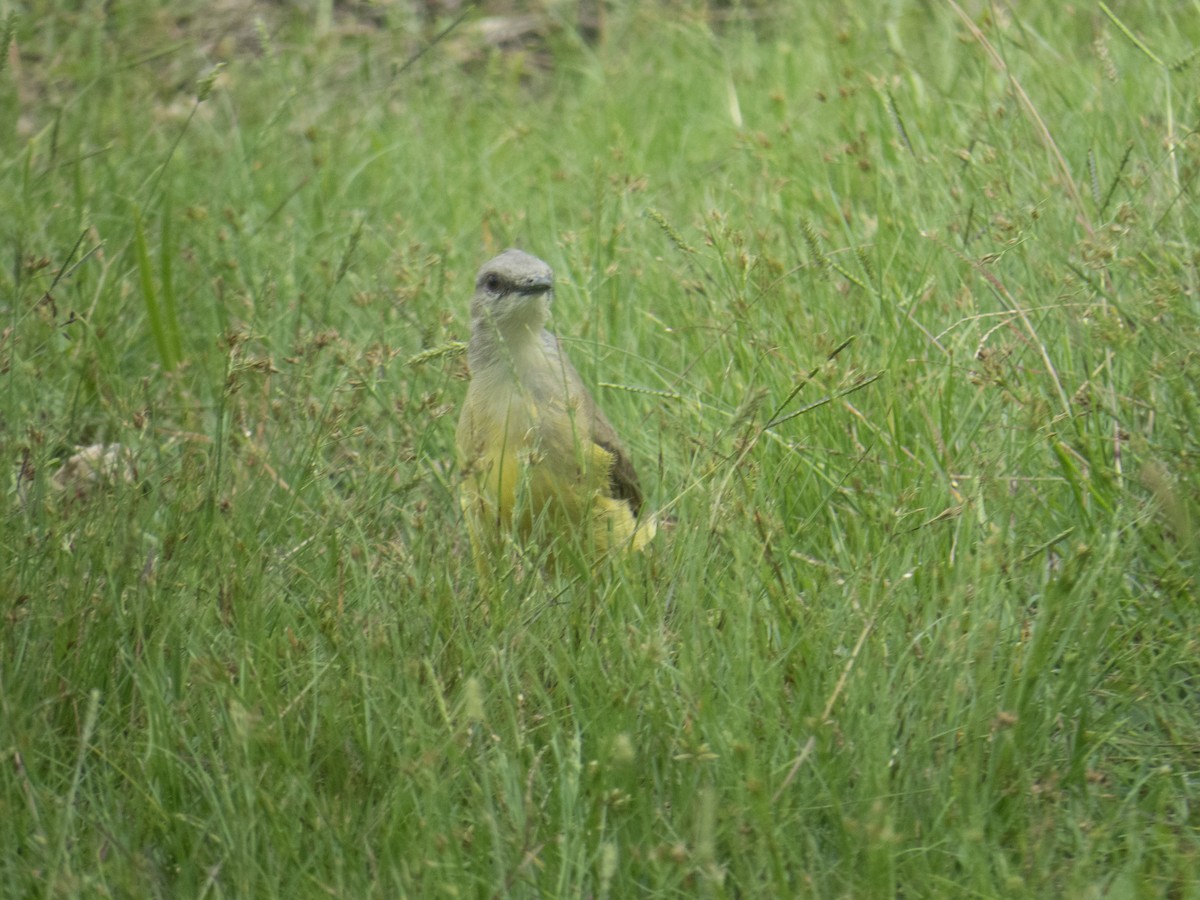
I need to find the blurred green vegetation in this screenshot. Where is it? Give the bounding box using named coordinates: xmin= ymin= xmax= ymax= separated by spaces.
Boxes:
xmin=2 ymin=1 xmax=1197 ymax=895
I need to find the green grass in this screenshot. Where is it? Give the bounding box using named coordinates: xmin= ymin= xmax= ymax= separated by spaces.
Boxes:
xmin=3 ymin=1 xmax=1199 ymax=895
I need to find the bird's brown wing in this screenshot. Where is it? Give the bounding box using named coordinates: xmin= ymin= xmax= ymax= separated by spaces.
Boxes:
xmin=551 ymin=333 xmax=646 ymax=516
xmin=590 ymin=410 xmax=644 ymax=515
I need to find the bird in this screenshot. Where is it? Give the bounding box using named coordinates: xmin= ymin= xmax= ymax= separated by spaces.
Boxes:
xmin=456 ymin=248 xmax=655 ymax=571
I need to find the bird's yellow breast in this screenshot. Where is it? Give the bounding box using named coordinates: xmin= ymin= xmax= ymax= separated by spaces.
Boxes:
xmin=457 ymin=388 xmax=540 ymax=526
xmin=456 ymin=375 xmax=648 ymax=566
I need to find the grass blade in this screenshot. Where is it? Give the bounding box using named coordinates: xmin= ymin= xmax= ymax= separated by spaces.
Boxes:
xmin=133 ymin=208 xmax=178 ymax=371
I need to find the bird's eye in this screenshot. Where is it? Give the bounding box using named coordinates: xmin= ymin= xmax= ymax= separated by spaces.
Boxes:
xmin=483 ymin=273 xmax=503 ymax=293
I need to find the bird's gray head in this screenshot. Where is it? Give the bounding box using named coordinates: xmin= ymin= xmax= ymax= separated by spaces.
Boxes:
xmin=470 ymin=249 xmax=554 ymax=332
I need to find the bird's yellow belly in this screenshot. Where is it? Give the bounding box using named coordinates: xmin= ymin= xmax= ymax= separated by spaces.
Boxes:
xmin=459 ymin=403 xmax=647 ymax=563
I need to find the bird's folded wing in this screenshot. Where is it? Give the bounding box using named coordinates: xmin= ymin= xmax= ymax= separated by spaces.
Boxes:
xmin=590 ymin=417 xmax=644 ymax=515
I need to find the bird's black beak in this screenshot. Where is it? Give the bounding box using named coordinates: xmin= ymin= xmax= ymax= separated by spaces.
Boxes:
xmin=516 ymin=275 xmax=553 ymax=296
